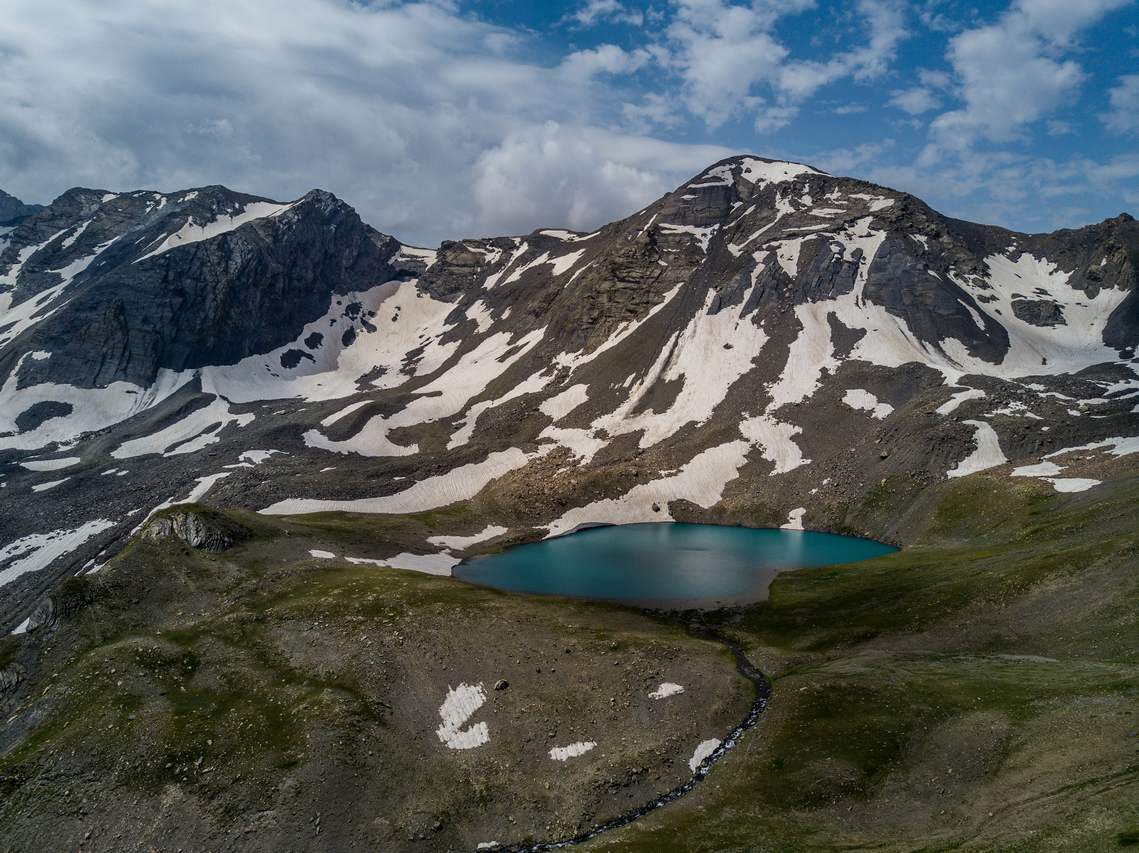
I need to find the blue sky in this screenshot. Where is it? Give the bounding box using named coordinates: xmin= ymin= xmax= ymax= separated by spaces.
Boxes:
xmin=0 ymin=0 xmax=1136 ymax=243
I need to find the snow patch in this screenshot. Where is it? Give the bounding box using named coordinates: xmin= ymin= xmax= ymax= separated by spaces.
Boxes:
xmin=303 ymin=326 xmax=545 ymax=457
xmin=658 ymin=223 xmax=719 ymax=253
xmin=358 ymin=552 xmax=460 ymax=576
xmin=1012 ymin=461 xmax=1063 ymax=477
xmin=436 ymin=683 xmax=489 ymax=750
xmin=239 ymin=449 xmax=284 ymax=465
xmin=111 ymin=396 xmax=254 ymax=459
xmin=947 ymin=420 xmax=1006 ymax=478
xmin=842 ymin=388 xmax=893 ymax=419
xmin=549 ymin=741 xmax=596 ymax=761
xmin=0 ymin=519 xmax=116 ymax=586
xmin=1044 ymin=477 xmax=1100 ymax=492
xmin=30 ymin=477 xmax=69 ymax=492
xmin=19 ymin=456 xmax=80 ymax=472
xmin=781 ymin=507 xmax=806 ymax=530
xmin=540 ymin=384 xmax=589 ymax=421
xmin=545 ymin=440 xmax=750 ymax=537
xmin=689 ymin=738 xmax=721 ymax=773
xmin=261 ymin=448 xmax=544 ymax=516
xmin=135 ymin=201 xmax=293 ymax=262
xmin=737 ymin=158 xmax=824 ymax=186
xmin=649 ymin=682 xmax=685 ymax=699
xmin=936 ymin=388 xmax=986 ymax=415
xmin=427 ymin=526 xmax=508 ymax=549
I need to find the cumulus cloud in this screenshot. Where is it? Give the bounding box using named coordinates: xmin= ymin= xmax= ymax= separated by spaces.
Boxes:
xmin=560 ymin=44 xmax=653 ymax=80
xmin=663 ymin=0 xmax=908 ymax=130
xmin=889 ymin=87 xmax=941 ymax=115
xmin=471 ymin=122 xmax=730 ymax=236
xmin=664 ymin=0 xmax=790 ymax=127
xmin=1102 ymin=75 xmax=1139 ymax=133
xmin=815 ymin=139 xmax=897 ymax=175
xmin=926 ymin=0 xmax=1130 ymax=154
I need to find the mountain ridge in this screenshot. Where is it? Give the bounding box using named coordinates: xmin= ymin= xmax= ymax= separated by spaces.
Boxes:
xmin=0 ymin=153 xmax=1137 ymax=632
xmin=1 ymin=154 xmax=1138 ymax=852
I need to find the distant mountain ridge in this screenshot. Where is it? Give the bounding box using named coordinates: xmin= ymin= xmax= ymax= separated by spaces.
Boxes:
xmin=1 ymin=155 xmax=1137 ymax=630
xmin=0 ymin=189 xmax=42 ymax=226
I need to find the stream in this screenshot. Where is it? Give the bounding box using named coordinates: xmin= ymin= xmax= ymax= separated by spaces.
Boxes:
xmin=497 ymin=622 xmax=772 ymax=852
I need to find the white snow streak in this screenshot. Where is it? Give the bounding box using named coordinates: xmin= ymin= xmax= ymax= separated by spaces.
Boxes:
xmin=427 ymin=526 xmax=508 ymax=549
xmin=19 ymin=456 xmax=80 ymax=471
xmin=947 ymin=420 xmax=1006 ymax=478
xmin=0 ymin=519 xmax=115 ymax=586
xmin=936 ymin=388 xmax=986 ymax=415
xmin=111 ymin=396 xmax=254 ymax=459
xmin=549 ymin=741 xmax=596 ymax=761
xmin=134 ymin=201 xmax=293 ymax=262
xmin=260 ymin=448 xmax=543 ymax=516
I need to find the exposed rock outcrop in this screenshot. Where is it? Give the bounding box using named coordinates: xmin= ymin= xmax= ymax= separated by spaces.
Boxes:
xmin=139 ymin=505 xmax=247 ymax=552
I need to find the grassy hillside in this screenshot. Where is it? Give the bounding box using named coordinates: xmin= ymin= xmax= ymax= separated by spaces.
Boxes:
xmin=597 ymin=474 xmax=1139 ymax=852
xmin=0 ymin=471 xmax=1136 ymax=851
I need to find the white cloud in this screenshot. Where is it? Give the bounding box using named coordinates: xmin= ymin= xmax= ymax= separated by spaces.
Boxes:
xmin=560 ymin=44 xmax=653 ymax=80
xmin=0 ymin=0 xmax=722 ymax=246
xmin=621 ymin=93 xmax=684 ymax=131
xmin=664 ymin=0 xmax=790 ymax=127
xmin=918 ymin=68 xmax=953 ymax=90
xmin=1013 ymin=0 xmax=1132 ymax=42
xmin=816 ymin=139 xmax=897 ymax=175
xmin=0 ymin=0 xmax=1131 ymax=247
xmin=889 ymin=87 xmax=941 ymax=114
xmin=754 ymin=104 xmax=800 ymax=133
xmin=663 ymin=0 xmax=907 ymax=129
xmin=1102 ymin=75 xmax=1139 ymax=133
xmin=927 ymin=0 xmax=1129 ymax=154
xmin=844 ymin=0 xmax=910 ymax=80
xmin=471 ymin=122 xmax=731 ymax=236
xmin=566 ymin=0 xmax=645 ymax=28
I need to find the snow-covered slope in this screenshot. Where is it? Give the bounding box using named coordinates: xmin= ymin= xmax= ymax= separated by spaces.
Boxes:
xmin=1 ymin=156 xmax=1137 ymax=629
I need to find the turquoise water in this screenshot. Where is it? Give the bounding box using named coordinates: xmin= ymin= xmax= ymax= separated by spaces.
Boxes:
xmin=454 ymin=523 xmax=897 ymax=607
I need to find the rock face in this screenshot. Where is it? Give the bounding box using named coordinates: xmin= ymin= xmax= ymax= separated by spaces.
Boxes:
xmin=0 ymin=186 xmax=412 ymax=390
xmin=139 ymin=506 xmax=245 ymax=552
xmin=0 ymin=661 xmax=23 ymax=693
xmin=0 ymin=155 xmax=1137 ymax=630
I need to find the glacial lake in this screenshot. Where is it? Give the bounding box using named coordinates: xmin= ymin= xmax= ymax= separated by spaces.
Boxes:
xmin=454 ymin=523 xmax=897 ymax=608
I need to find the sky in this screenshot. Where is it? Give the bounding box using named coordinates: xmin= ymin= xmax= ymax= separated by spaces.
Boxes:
xmin=0 ymin=0 xmax=1137 ymax=245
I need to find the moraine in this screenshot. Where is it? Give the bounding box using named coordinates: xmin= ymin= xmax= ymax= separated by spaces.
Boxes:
xmin=454 ymin=522 xmax=896 ymax=608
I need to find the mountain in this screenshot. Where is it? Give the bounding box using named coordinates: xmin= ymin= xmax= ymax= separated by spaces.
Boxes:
xmin=1 ymin=156 xmax=1137 ymax=851
xmin=0 ymin=155 xmax=1137 ymax=626
xmin=0 ymin=190 xmax=41 ymax=227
